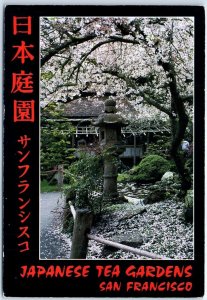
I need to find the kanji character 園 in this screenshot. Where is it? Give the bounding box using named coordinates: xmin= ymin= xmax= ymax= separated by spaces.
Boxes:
xmin=14 ymin=100 xmax=35 ymax=122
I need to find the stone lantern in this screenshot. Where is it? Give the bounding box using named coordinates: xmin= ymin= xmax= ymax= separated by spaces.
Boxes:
xmin=93 ymin=99 xmax=128 ymax=202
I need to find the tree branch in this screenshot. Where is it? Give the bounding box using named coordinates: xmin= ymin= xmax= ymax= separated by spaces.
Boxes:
xmin=72 ymin=39 xmax=116 ymax=83
xmin=41 ymin=33 xmax=96 ymax=66
xmin=109 ymin=35 xmax=140 ymax=44
xmin=103 ymin=69 xmax=172 ymax=117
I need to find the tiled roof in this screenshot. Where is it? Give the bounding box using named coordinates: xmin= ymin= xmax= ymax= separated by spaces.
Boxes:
xmin=64 ymin=98 xmax=104 ymax=118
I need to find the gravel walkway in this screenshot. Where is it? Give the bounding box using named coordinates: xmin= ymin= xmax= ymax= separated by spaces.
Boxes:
xmin=40 ymin=192 xmax=71 ymax=259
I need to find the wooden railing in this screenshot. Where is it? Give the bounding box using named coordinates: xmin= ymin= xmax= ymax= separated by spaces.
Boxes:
xmin=69 ymin=203 xmax=169 ymax=260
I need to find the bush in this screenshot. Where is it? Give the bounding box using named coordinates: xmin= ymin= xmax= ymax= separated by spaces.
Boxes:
xmin=143 ymin=135 xmax=171 ymax=159
xmin=185 ymin=157 xmax=193 ymax=174
xmin=63 ymin=153 xmax=103 ymax=213
xmin=130 ymin=154 xmax=171 ymax=183
xmin=41 ymin=102 xmax=75 ymax=173
xmin=117 ymin=172 xmax=133 ymax=183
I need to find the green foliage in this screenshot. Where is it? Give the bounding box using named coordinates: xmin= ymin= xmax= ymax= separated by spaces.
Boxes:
xmin=41 ymin=179 xmax=59 ymax=193
xmin=117 ymin=154 xmax=172 ymax=184
xmin=185 ymin=157 xmax=193 ymax=174
xmin=41 ymin=102 xmax=75 ymax=174
xmin=41 ymin=71 xmax=54 ymax=80
xmin=117 ymin=172 xmax=132 ymax=183
xmin=144 ymin=134 xmax=171 ymax=159
xmin=63 ymin=153 xmax=103 ymax=213
xmin=130 ymin=154 xmax=171 ymax=183
xmin=185 ymin=190 xmax=193 ymax=208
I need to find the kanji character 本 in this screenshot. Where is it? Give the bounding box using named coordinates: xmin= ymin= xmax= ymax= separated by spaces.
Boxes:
xmin=18 ymin=241 xmax=29 ymax=252
xmin=17 ymin=150 xmax=30 ymax=163
xmin=18 ymin=165 xmax=30 ymax=178
xmin=14 ymin=100 xmax=35 ymax=122
xmin=17 ymin=226 xmax=30 ymax=239
xmin=18 ymin=180 xmax=30 ymax=194
xmin=18 ymin=198 xmax=31 ymax=209
xmin=11 ymin=71 xmax=33 ymax=93
xmin=13 ymin=16 xmax=32 ymax=35
xmin=17 ymin=135 xmax=31 ymax=149
xmin=18 ymin=211 xmax=31 ymax=223
xmin=12 ymin=41 xmax=34 ymax=64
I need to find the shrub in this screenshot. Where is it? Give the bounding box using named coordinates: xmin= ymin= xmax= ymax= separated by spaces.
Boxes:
xmin=63 ymin=153 xmax=103 ymax=213
xmin=143 ymin=135 xmax=171 ymax=159
xmin=130 ymin=154 xmax=171 ymax=183
xmin=185 ymin=157 xmax=193 ymax=174
xmin=117 ymin=172 xmax=133 ymax=183
xmin=41 ymin=102 xmax=75 ymax=174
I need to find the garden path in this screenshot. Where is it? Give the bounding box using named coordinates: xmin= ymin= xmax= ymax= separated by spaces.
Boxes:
xmin=40 ymin=192 xmax=71 ymax=259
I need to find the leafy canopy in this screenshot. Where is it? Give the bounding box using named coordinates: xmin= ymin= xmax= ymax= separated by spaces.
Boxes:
xmin=41 ymin=102 xmax=75 ymax=172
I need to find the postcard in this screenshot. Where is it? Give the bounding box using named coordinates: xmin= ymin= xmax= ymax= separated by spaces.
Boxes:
xmin=3 ymin=5 xmax=205 ymax=297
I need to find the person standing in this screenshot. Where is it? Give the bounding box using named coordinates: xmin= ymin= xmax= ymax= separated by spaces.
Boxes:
xmin=181 ymin=140 xmax=190 ymax=157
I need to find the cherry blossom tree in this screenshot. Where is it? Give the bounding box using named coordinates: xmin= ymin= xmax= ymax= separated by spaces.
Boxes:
xmin=40 ymin=17 xmax=194 ymax=191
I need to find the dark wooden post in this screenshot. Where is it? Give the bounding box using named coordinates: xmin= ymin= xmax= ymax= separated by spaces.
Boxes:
xmin=70 ymin=209 xmax=93 ymax=259
xmin=57 ymin=164 xmax=64 ymax=187
xmin=71 ymin=133 xmax=75 ymax=148
xmin=133 ymin=134 xmax=136 ymax=166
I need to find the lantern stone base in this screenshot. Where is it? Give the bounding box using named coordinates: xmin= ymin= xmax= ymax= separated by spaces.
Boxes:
xmin=103 ymin=174 xmax=118 ymax=195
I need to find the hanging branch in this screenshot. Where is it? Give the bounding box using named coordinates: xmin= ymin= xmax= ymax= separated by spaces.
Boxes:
xmin=41 ymin=33 xmax=96 ymax=66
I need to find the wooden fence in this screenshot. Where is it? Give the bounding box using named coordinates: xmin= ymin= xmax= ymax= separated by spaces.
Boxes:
xmin=69 ymin=203 xmax=169 ymax=260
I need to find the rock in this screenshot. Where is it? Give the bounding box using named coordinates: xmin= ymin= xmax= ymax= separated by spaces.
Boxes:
xmin=124 ymin=195 xmax=144 ymax=205
xmin=102 ymin=232 xmax=143 ymax=256
xmin=119 ymin=206 xmax=147 ymax=221
xmin=153 ymin=210 xmax=162 ymax=215
xmin=143 ymin=189 xmax=166 ymax=204
xmin=120 ymin=188 xmax=128 ymax=193
xmin=161 ymin=171 xmax=174 ymax=182
xmin=184 ymin=190 xmax=193 ymax=223
xmin=171 ymin=183 xmax=181 ymax=189
xmin=148 ymin=184 xmax=160 ymax=190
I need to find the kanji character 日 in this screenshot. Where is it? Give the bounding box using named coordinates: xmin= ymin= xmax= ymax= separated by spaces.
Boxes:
xmin=13 ymin=16 xmax=32 ymax=35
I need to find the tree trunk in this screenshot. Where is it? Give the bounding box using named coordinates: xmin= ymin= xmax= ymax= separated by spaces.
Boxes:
xmin=170 ymin=144 xmax=191 ymax=191
xmin=160 ymin=60 xmax=192 ymax=193
xmin=169 ymin=114 xmax=191 ymax=192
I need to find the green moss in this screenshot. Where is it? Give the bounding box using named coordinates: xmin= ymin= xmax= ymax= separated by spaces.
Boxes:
xmin=103 ymin=203 xmax=133 ymax=213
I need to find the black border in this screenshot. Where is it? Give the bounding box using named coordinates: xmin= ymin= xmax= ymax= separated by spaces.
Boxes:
xmin=3 ymin=5 xmax=205 ymax=297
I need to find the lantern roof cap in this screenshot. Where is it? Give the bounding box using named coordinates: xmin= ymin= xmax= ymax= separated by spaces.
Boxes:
xmin=92 ymin=98 xmax=128 ymax=127
xmin=92 ymin=112 xmax=128 ymax=127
